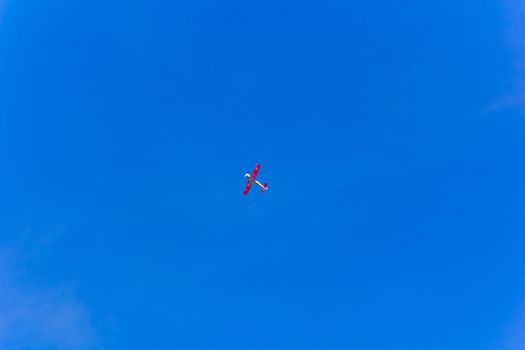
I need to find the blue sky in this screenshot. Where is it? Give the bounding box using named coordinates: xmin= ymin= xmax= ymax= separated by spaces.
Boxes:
xmin=1 ymin=0 xmax=525 ymax=349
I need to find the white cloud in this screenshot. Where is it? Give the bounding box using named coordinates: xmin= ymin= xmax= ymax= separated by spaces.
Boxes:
xmin=0 ymin=248 xmax=97 ymax=350
xmin=504 ymin=0 xmax=525 ymax=70
xmin=491 ymin=0 xmax=525 ymax=112
xmin=488 ymin=91 xmax=525 ymax=112
xmin=503 ymin=297 xmax=525 ymax=350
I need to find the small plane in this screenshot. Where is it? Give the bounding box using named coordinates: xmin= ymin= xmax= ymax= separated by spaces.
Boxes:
xmin=243 ymin=163 xmax=268 ymax=195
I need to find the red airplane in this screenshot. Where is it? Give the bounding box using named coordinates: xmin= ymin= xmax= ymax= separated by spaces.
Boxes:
xmin=243 ymin=164 xmax=268 ymax=195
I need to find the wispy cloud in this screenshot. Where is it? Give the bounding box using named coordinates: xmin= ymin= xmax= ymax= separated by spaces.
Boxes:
xmin=0 ymin=248 xmax=96 ymax=350
xmin=503 ymin=297 xmax=525 ymax=350
xmin=490 ymin=0 xmax=525 ymax=112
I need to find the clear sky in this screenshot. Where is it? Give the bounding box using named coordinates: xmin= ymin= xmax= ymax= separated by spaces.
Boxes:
xmin=1 ymin=0 xmax=525 ymax=349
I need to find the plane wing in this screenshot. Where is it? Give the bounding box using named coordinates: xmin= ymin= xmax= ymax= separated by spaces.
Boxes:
xmin=243 ymin=181 xmax=253 ymax=195
xmin=251 ymin=164 xmax=261 ymax=179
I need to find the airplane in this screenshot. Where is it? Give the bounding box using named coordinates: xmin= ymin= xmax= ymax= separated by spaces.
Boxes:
xmin=243 ymin=163 xmax=268 ymax=195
